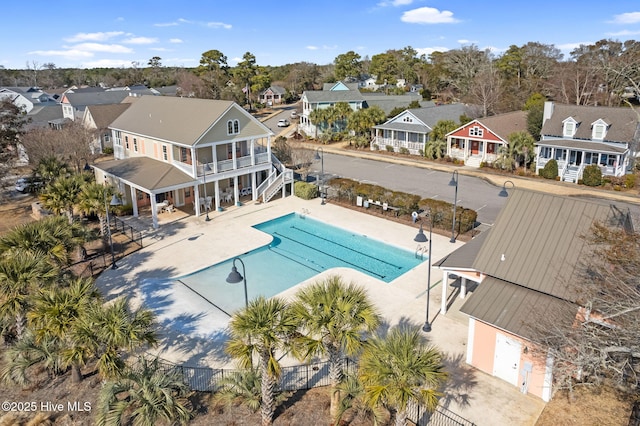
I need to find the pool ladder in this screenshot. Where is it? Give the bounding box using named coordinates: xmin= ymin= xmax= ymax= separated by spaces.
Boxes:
xmin=415 ymin=244 xmax=428 ymax=259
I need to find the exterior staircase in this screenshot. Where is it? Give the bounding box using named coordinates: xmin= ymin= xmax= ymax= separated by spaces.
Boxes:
xmin=256 ymin=155 xmax=294 ymax=203
xmin=562 ymin=165 xmax=581 ymax=183
xmin=465 ymin=155 xmax=482 ymax=168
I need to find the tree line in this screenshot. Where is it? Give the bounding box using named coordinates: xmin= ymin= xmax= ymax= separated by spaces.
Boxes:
xmin=1 ymin=38 xmax=639 ymax=113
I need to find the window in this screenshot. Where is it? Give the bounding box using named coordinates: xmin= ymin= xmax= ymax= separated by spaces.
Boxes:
xmin=125 ymin=136 xmax=129 ymax=149
xmin=113 ymin=130 xmax=121 ymax=146
xmin=592 ymin=121 xmax=607 ymax=140
xmin=563 ymin=119 xmax=577 ymax=138
xmin=469 ymin=126 xmax=483 ymax=137
xmin=180 ymin=147 xmax=188 ymax=163
xmin=539 ymin=146 xmax=551 ymax=158
xmin=133 ymin=138 xmax=138 ymax=152
xmin=162 ymin=145 xmax=168 ymax=161
xmin=402 ymin=116 xmax=413 ymax=123
xmin=227 ymin=119 xmax=240 ymax=135
xmin=554 ymin=149 xmax=566 ymax=161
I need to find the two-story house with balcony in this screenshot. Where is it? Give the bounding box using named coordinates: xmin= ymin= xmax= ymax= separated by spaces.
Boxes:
xmin=535 ymin=102 xmax=640 ymax=182
xmin=91 ymin=96 xmax=292 ymax=228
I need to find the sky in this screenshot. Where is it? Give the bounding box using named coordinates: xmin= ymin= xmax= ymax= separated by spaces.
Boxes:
xmin=2 ymin=0 xmax=640 ymax=70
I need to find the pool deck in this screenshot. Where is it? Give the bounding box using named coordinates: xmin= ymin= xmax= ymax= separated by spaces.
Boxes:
xmin=96 ymin=196 xmax=545 ymax=426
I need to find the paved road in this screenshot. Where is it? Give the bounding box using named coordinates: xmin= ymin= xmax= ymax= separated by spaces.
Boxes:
xmin=308 ymin=152 xmax=508 ymax=225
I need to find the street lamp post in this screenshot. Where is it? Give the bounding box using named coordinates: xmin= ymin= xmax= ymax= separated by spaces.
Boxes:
xmin=314 ymin=147 xmax=325 ymax=205
xmin=498 ymin=180 xmax=516 ymax=197
xmin=104 ymin=190 xmax=122 ymax=270
xmin=413 ymin=209 xmax=433 ymax=332
xmin=226 ymin=257 xmax=248 ymax=308
xmin=449 ymin=170 xmax=459 ymax=243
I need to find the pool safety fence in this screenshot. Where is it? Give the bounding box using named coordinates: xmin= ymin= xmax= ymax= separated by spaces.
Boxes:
xmin=145 ymin=356 xmax=475 ymax=426
xmin=108 ymin=215 xmax=144 ymax=248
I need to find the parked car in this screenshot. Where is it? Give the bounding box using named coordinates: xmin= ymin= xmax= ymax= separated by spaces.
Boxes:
xmin=15 ymin=177 xmax=44 ymax=193
xmin=290 ymin=111 xmax=297 ymax=119
xmin=277 ymin=119 xmax=290 ymax=127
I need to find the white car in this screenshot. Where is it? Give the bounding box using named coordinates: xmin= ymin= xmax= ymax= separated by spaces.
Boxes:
xmin=290 ymin=111 xmax=298 ymax=119
xmin=277 ymin=119 xmax=290 ymax=127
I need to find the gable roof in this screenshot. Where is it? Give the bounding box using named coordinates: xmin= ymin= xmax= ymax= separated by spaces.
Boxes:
xmin=374 ymin=103 xmax=471 ymax=132
xmin=109 ymin=95 xmax=271 ymax=146
xmin=63 ymin=91 xmax=129 ymax=107
xmin=303 ymin=89 xmax=365 ymax=104
xmin=262 ymin=85 xmax=286 ymax=95
xmin=472 ymin=190 xmax=631 ymax=302
xmin=458 ymin=190 xmax=633 ymax=338
xmin=85 ymin=103 xmax=131 ymax=129
xmin=541 ymin=103 xmax=639 ymax=143
xmin=476 ymin=110 xmax=528 ymax=139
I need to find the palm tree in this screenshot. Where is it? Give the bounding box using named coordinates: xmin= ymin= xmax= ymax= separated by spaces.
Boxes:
xmin=0 ymin=251 xmax=58 ymax=340
xmin=214 ymin=369 xmax=263 ymax=412
xmin=96 ymin=357 xmax=192 ymax=426
xmin=226 ymin=296 xmax=296 ymax=426
xmin=0 ymin=215 xmax=86 ymax=267
xmin=359 ymin=326 xmax=448 ymax=426
xmin=290 ymin=275 xmax=381 ymax=420
xmin=28 ymin=277 xmax=100 ymax=382
xmin=40 ymin=175 xmax=84 ymax=224
xmin=77 ymin=182 xmax=111 ymax=236
xmin=333 ymin=101 xmax=353 ymax=132
xmin=34 ymin=156 xmax=71 ymax=186
xmin=0 ymin=331 xmax=64 ymax=385
xmin=73 ymin=297 xmax=157 ymax=380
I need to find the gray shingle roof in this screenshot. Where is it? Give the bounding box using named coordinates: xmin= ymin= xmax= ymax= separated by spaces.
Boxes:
xmin=86 ymin=104 xmax=131 ymax=129
xmin=95 ymin=157 xmax=195 ymax=192
xmin=109 ymin=96 xmax=271 ymax=147
xmin=477 ymin=110 xmax=528 ymax=139
xmin=535 ymin=138 xmax=627 ymax=153
xmin=541 ymin=103 xmax=639 ymax=143
xmin=65 ymin=91 xmax=129 ymax=107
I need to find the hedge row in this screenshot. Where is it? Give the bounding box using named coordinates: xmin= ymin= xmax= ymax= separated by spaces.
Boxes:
xmin=327 ymin=177 xmax=477 ymax=234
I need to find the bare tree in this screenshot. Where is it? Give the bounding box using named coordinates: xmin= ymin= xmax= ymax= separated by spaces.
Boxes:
xmin=468 ymin=61 xmax=503 ymax=116
xmin=288 ymin=141 xmax=315 ymax=182
xmin=21 ymin=122 xmax=96 ymax=172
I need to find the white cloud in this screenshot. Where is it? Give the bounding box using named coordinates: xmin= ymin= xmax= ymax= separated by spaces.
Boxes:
xmin=150 ymin=47 xmax=172 ymax=52
xmin=377 ymin=0 xmax=413 ymax=6
xmin=68 ymin=43 xmax=133 ymax=54
xmin=123 ymin=37 xmax=158 ymax=45
xmin=28 ymin=49 xmax=94 ymax=59
xmin=401 ymin=7 xmax=459 ymax=24
xmin=306 ymin=45 xmax=319 ymax=50
xmin=82 ymin=58 xmax=136 ymax=68
xmin=206 ymin=21 xmax=232 ymax=29
xmin=607 ymin=29 xmax=640 ymax=36
xmin=609 ymin=11 xmax=640 ymax=24
xmin=457 ymin=39 xmax=474 ymax=44
xmin=556 ymin=42 xmax=591 ymax=53
xmin=169 ymin=38 xmax=183 ymax=43
xmin=154 ymin=22 xmax=179 ymax=27
xmin=64 ymin=31 xmax=124 ymax=42
xmin=415 ymin=46 xmax=449 ymax=57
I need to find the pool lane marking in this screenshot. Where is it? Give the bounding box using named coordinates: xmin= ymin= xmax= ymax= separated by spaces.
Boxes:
xmin=267 ymin=245 xmax=324 ymax=273
xmin=287 ymin=225 xmax=403 ymax=269
xmin=177 ymin=279 xmax=233 ymax=318
xmin=272 ymin=231 xmax=388 ymax=280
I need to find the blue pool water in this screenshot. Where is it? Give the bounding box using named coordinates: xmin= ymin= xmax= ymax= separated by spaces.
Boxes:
xmin=177 ymin=213 xmax=424 ymax=315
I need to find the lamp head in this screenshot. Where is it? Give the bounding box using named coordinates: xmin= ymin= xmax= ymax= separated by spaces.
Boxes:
xmin=110 ymin=194 xmax=122 ymax=206
xmin=226 ymin=266 xmax=243 ymax=283
xmin=414 ymin=224 xmax=428 ymax=243
xmin=314 ymin=151 xmax=321 ymax=161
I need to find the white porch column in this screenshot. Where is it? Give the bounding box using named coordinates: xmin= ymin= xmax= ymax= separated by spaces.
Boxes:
xmin=150 ymin=198 xmax=159 ymax=229
xmin=194 ymin=185 xmax=201 ymax=216
xmin=211 ymin=145 xmax=218 ymax=173
xmin=233 ymin=176 xmax=239 ymax=206
xmin=460 ymin=277 xmax=467 ymax=299
xmin=251 ymin=172 xmax=257 ymax=201
xmin=231 ymin=141 xmax=237 ymax=169
xmin=130 ymin=187 xmax=138 ymax=217
xmin=250 ymin=139 xmax=256 ymax=166
xmin=441 ymin=271 xmax=449 ymax=314
xmin=214 ymin=181 xmax=221 ymax=211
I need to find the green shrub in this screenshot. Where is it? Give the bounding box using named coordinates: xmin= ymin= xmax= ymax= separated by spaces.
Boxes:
xmin=399 ymin=147 xmax=409 ymax=155
xmin=372 ymin=143 xmax=379 ymax=151
xmin=540 ymin=159 xmax=558 ymax=179
xmin=103 ymin=147 xmax=114 ymax=155
xmin=294 ymin=181 xmax=319 ymax=200
xmin=385 ymin=145 xmax=394 ymax=152
xmin=624 ymin=173 xmax=636 ymax=189
xmin=582 ymin=164 xmax=602 ymax=186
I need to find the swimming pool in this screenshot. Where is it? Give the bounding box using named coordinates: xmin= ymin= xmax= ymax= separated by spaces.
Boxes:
xmin=176 ymin=212 xmax=424 ymax=315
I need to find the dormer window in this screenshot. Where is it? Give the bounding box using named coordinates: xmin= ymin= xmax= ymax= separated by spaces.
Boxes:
xmin=563 ymin=117 xmax=578 ymax=138
xmin=591 ymin=119 xmax=608 ymax=140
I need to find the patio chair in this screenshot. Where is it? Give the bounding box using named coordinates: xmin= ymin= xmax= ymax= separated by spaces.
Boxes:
xmin=205 ymin=196 xmax=212 ymax=211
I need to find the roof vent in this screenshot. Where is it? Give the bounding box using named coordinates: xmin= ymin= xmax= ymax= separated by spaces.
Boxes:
xmin=500 ymin=253 xmax=505 ymax=262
